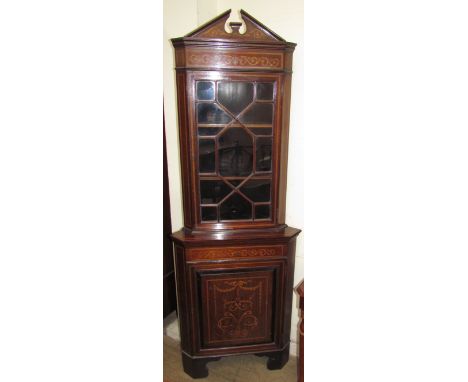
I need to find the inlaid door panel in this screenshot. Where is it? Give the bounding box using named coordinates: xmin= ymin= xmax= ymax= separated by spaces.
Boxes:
xmin=195 ymin=266 xmax=280 ymax=349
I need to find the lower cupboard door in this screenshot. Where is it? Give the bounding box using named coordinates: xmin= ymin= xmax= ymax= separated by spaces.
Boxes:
xmin=195 ymin=265 xmax=281 ymax=349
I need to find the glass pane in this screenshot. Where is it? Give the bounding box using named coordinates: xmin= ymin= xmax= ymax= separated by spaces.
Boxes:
xmin=256 ymin=83 xmax=274 ymax=100
xmin=218 ymin=128 xmax=253 ymax=177
xmin=240 ymin=179 xmax=271 ymax=202
xmin=226 ymin=180 xmax=242 ymax=187
xmin=197 ymin=103 xmax=232 ymax=124
xmin=239 ymin=103 xmax=273 ymax=124
xmin=248 ymin=127 xmax=272 ymax=136
xmin=200 ymin=180 xmax=232 ymax=204
xmin=256 ymin=137 xmax=272 ymax=172
xmin=220 ymin=193 xmax=252 ymax=221
xmin=198 ymin=127 xmax=222 ymax=136
xmin=218 ymin=82 xmax=254 ymax=115
xmin=197 ymin=81 xmax=215 ymax=100
xmin=255 ymin=205 xmax=270 ymax=219
xmin=199 ymin=139 xmax=215 ymax=173
xmin=201 ymin=206 xmax=217 ymax=221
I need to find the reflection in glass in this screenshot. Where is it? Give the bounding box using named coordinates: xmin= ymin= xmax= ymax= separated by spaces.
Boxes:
xmin=220 ymin=193 xmax=252 ymax=220
xmin=199 ymin=139 xmax=215 ymax=173
xmin=198 ymin=127 xmax=222 ymax=136
xmin=218 ymin=128 xmax=253 ymax=177
xmin=256 ymin=137 xmax=272 ymax=172
xmin=240 ymin=103 xmax=273 ymax=124
xmin=200 ymin=180 xmax=232 ymax=204
xmin=201 ymin=206 xmax=217 ymax=221
xmin=195 ymin=80 xmax=277 ymax=223
xmin=218 ymin=82 xmax=254 ymax=115
xmin=226 ymin=180 xmax=242 ymax=187
xmin=197 ymin=103 xmax=231 ymax=124
xmin=240 ymin=180 xmax=271 ymax=202
xmin=255 ymin=205 xmax=270 ymax=219
xmin=196 ymin=81 xmax=215 ymax=100
xmin=256 ymin=83 xmax=274 ymax=100
xmin=248 ymin=127 xmax=272 ymax=136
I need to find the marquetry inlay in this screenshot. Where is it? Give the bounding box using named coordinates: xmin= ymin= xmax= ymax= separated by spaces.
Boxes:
xmin=201 ymin=274 xmax=273 ymax=346
xmin=215 ymin=280 xmax=261 ymax=337
xmin=188 ymin=246 xmax=282 ymax=260
xmin=170 ymin=9 xmax=299 ymax=377
xmin=186 ymin=51 xmax=283 ymax=69
xmin=197 ymin=19 xmax=277 ymax=42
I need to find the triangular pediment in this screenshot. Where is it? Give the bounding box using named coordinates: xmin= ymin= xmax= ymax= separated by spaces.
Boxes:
xmin=185 ymin=9 xmax=286 ymax=43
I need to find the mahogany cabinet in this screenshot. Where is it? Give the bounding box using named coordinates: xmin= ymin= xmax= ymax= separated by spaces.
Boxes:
xmin=296 ymin=280 xmax=304 ymax=382
xmin=170 ymin=9 xmax=300 ymax=378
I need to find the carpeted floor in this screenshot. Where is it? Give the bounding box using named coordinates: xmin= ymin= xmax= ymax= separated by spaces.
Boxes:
xmin=163 ymin=335 xmax=297 ymax=382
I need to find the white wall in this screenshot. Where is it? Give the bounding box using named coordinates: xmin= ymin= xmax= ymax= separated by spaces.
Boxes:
xmin=163 ymin=0 xmax=198 ymax=231
xmin=163 ymin=0 xmax=304 ymax=352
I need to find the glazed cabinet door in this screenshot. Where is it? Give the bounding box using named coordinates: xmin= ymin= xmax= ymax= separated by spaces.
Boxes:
xmin=186 ymin=71 xmax=283 ymax=230
xmin=188 ymin=259 xmax=286 ymax=352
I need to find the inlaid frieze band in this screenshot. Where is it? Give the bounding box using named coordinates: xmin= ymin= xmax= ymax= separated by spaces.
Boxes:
xmin=186 ymin=51 xmax=283 ymax=69
xmin=188 ymin=245 xmax=282 ymax=260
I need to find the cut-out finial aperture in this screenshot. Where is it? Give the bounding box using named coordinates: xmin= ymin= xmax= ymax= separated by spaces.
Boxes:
xmin=229 ymin=21 xmax=242 ymax=34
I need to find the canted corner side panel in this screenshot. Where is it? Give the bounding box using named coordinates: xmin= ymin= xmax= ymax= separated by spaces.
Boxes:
xmin=175 ymin=72 xmax=196 ymax=228
xmin=173 ymin=245 xmax=198 ymax=354
xmin=174 ymin=47 xmax=186 ymax=67
xmin=197 ymin=269 xmax=277 ymax=349
xmin=276 ymin=73 xmax=292 ymax=225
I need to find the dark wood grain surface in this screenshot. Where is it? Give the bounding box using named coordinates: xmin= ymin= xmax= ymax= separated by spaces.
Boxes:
xmin=169 ymin=9 xmax=300 ymax=379
xmin=296 ymin=280 xmax=304 ymax=382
